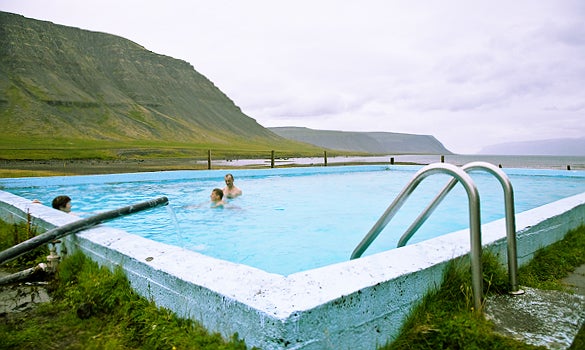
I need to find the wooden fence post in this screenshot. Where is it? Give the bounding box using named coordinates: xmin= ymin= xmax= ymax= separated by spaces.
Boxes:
xmin=207 ymin=150 xmax=211 ymax=170
xmin=271 ymin=150 xmax=275 ymax=168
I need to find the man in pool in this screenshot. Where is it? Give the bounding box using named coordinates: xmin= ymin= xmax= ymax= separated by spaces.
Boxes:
xmin=210 ymin=188 xmax=227 ymax=208
xmin=223 ymin=173 xmax=242 ymax=198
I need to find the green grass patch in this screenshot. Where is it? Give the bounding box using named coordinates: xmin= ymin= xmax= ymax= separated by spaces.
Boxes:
xmin=382 ymin=253 xmax=542 ymax=350
xmin=0 ymin=136 xmax=328 ymax=160
xmin=0 ymin=252 xmax=251 ymax=349
xmin=1 ymin=252 xmax=251 ymax=349
xmin=517 ymin=226 xmax=585 ymax=290
xmin=0 ymin=169 xmax=70 ymax=178
xmin=383 ymin=225 xmax=585 ymax=350
xmin=0 ymin=214 xmax=48 ymax=269
xmin=0 ymin=219 xmax=252 ymax=349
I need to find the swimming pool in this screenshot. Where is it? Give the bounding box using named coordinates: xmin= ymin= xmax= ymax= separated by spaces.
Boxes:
xmin=1 ymin=164 xmax=584 ymax=350
xmin=2 ymin=165 xmax=585 ymax=275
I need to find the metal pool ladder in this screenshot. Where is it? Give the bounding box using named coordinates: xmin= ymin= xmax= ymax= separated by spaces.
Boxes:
xmin=350 ymin=162 xmax=523 ymax=312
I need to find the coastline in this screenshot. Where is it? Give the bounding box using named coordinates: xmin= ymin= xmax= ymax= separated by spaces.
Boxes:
xmin=0 ymin=154 xmax=584 ymax=178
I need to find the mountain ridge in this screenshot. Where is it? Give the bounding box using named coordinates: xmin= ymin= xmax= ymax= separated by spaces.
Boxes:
xmin=0 ymin=11 xmax=291 ymax=148
xmin=0 ymin=11 xmax=453 ymax=158
xmin=269 ymin=127 xmax=452 ymax=154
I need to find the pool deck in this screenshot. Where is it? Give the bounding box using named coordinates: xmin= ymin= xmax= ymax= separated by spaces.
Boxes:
xmin=485 ymin=277 xmax=585 ymax=349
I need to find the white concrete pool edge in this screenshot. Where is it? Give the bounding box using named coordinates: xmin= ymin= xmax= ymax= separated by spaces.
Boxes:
xmin=1 ymin=190 xmax=584 ymax=349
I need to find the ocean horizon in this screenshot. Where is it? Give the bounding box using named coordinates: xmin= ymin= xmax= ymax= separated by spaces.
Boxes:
xmin=392 ymin=154 xmax=585 ymax=170
xmin=215 ymin=154 xmax=585 ymax=170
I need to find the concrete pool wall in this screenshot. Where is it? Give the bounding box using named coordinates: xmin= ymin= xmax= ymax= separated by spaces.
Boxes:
xmin=1 ymin=189 xmax=584 ymax=349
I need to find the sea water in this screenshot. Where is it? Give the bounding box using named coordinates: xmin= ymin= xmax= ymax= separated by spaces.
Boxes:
xmin=212 ymin=154 xmax=585 ymax=170
xmin=4 ymin=165 xmax=585 ymax=275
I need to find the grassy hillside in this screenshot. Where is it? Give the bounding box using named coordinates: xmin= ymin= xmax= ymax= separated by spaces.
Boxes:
xmin=0 ymin=12 xmax=321 ymax=159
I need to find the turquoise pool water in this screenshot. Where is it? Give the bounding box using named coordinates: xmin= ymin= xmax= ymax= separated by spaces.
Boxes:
xmin=2 ymin=165 xmax=585 ymax=275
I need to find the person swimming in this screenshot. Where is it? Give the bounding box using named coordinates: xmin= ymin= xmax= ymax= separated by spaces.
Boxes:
xmin=210 ymin=188 xmax=227 ymax=208
xmin=51 ymin=195 xmax=72 ymax=213
xmin=222 ymin=173 xmax=242 ymax=198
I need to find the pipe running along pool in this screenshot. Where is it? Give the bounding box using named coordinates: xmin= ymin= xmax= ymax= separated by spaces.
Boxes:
xmin=0 ymin=196 xmax=169 ymax=266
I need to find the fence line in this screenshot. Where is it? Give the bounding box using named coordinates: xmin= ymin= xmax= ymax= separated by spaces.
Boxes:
xmin=1 ymin=151 xmax=582 ymax=176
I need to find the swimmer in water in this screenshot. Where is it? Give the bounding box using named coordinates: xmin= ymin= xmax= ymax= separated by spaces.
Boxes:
xmin=210 ymin=188 xmax=227 ymax=208
xmin=52 ymin=195 xmax=72 ymax=213
xmin=222 ymin=173 xmax=242 ymax=198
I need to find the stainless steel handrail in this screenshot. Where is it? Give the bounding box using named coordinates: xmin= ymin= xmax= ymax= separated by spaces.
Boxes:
xmin=397 ymin=161 xmax=523 ymax=294
xmin=350 ymin=163 xmax=484 ymax=311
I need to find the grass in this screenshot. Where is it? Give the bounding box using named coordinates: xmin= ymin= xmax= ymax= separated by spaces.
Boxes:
xmin=1 ymin=221 xmax=584 ymax=349
xmin=0 ymin=148 xmax=374 ymax=178
xmin=0 ymin=137 xmax=332 ymax=161
xmin=1 ymin=251 xmax=251 ymax=349
xmin=0 ymin=219 xmax=253 ymax=349
xmin=384 ymin=225 xmax=585 ymax=350
xmin=517 ymin=226 xmax=585 ymax=289
xmin=0 ymin=169 xmax=70 ymax=178
xmin=383 ymin=253 xmax=541 ymax=350
xmin=0 ymin=214 xmax=48 ymax=269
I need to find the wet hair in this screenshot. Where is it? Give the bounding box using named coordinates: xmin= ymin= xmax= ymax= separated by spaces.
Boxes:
xmin=212 ymin=188 xmax=224 ymax=199
xmin=52 ymin=195 xmax=71 ymax=210
xmin=225 ymin=173 xmax=234 ymax=181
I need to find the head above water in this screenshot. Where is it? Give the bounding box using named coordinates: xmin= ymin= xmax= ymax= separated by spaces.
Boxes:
xmin=224 ymin=173 xmax=235 ymax=187
xmin=211 ymin=188 xmax=224 ymax=201
xmin=52 ymin=195 xmax=72 ymax=213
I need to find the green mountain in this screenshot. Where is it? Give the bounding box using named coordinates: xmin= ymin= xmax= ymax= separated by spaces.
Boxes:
xmin=269 ymin=127 xmax=452 ymax=154
xmin=0 ymin=12 xmax=452 ymax=160
xmin=0 ymin=11 xmax=315 ymax=158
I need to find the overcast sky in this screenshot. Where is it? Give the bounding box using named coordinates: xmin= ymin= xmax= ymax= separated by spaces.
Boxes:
xmin=2 ymin=1 xmax=584 ymax=154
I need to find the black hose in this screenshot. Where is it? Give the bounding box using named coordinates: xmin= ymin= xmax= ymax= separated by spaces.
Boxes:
xmin=0 ymin=196 xmax=168 ymax=265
